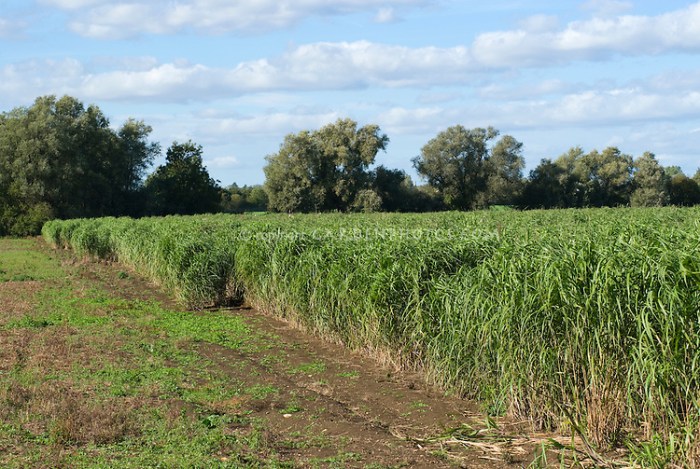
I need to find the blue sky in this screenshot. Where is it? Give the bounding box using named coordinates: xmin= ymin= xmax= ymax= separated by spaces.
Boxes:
xmin=2 ymin=0 xmax=700 ymax=186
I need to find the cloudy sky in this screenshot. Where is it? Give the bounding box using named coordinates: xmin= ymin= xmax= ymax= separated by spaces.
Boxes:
xmin=2 ymin=0 xmax=700 ymax=185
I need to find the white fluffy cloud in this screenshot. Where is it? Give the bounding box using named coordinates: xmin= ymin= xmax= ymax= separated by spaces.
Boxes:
xmin=37 ymin=2 xmax=700 ymax=85
xmin=16 ymin=2 xmax=700 ymax=91
xmin=278 ymin=41 xmax=473 ymax=88
xmin=37 ymin=0 xmax=700 ymax=67
xmin=499 ymin=87 xmax=700 ymax=129
xmin=3 ymin=35 xmax=700 ymax=112
xmin=472 ymin=2 xmax=700 ymax=67
xmin=0 ymin=59 xmax=84 ymax=104
xmin=371 ymin=82 xmax=700 ymax=137
xmin=0 ymin=42 xmax=476 ymax=104
xmin=81 ymin=63 xmax=220 ymax=100
xmin=477 ymin=79 xmax=574 ymax=101
xmin=39 ymin=0 xmax=427 ymax=38
xmin=3 ymin=3 xmax=700 ymax=135
xmin=377 ymin=106 xmax=454 ymax=135
xmin=548 ymin=88 xmax=700 ymax=125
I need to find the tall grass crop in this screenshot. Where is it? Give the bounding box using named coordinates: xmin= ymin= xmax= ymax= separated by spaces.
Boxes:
xmin=42 ymin=208 xmax=700 ymax=466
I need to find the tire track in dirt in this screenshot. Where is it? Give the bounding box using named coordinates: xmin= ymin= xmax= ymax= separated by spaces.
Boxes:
xmin=194 ymin=305 xmax=534 ymax=468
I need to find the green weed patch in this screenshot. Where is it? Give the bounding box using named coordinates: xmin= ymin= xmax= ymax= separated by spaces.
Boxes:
xmin=0 ymin=239 xmax=64 ymax=282
xmin=0 ymin=240 xmax=298 ymax=467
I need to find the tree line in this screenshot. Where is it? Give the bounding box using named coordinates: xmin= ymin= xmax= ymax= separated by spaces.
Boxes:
xmin=2 ymin=95 xmax=700 ymax=236
xmin=0 ymin=96 xmax=221 ymax=236
xmin=262 ymin=118 xmax=700 ymax=212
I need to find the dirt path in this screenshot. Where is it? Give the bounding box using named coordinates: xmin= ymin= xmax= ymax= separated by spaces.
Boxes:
xmin=0 ymin=238 xmax=551 ymax=468
xmin=198 ymin=310 xmax=534 ymax=468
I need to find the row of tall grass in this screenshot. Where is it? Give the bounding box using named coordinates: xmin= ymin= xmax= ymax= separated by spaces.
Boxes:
xmin=42 ymin=208 xmax=700 ymax=466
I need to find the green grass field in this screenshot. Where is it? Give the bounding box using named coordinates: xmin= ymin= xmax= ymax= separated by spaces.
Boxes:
xmin=42 ymin=208 xmax=700 ymax=467
xmin=0 ymin=239 xmax=64 ymax=282
xmin=0 ymin=239 xmax=275 ymax=467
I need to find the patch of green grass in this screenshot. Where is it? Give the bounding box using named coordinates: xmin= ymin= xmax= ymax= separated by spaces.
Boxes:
xmin=246 ymin=384 xmax=279 ymax=400
xmin=5 ymin=316 xmax=54 ymax=329
xmin=288 ymin=361 xmax=326 ymax=375
xmin=307 ymin=451 xmax=363 ymax=468
xmin=8 ymin=274 xmax=36 ymax=282
xmin=0 ymin=239 xmax=64 ymax=282
xmin=58 ymin=408 xmax=253 ymax=468
xmin=278 ymin=427 xmax=333 ymax=450
xmin=4 ymin=298 xmax=112 ymax=332
xmin=410 ymin=401 xmax=428 ymax=410
xmin=14 ymin=283 xmax=252 ymax=351
xmin=337 ymin=370 xmax=360 ymax=379
xmin=183 ymin=377 xmax=243 ymax=404
xmin=90 ymin=363 xmax=184 ymax=398
xmin=280 ymin=402 xmax=303 ymax=414
xmin=144 ymin=308 xmax=251 ymax=350
xmin=259 ymin=354 xmax=286 ymax=368
xmin=7 ymin=287 xmax=134 ymax=328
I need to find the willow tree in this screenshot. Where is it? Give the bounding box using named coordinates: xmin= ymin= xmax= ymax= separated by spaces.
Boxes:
xmin=412 ymin=126 xmax=524 ymax=210
xmin=0 ymin=95 xmax=158 ymax=235
xmin=264 ymin=118 xmax=388 ymax=212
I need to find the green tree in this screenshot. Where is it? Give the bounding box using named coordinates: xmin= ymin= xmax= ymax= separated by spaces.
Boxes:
xmin=668 ymin=173 xmax=700 ymax=206
xmin=222 ymin=184 xmax=268 ymax=213
xmin=630 ymin=152 xmax=668 ymax=207
xmin=588 ymin=147 xmax=634 ymax=206
xmin=482 ymin=134 xmax=525 ymax=206
xmin=412 ymin=126 xmax=494 ymax=210
xmin=350 ymin=189 xmax=383 ymax=213
xmin=145 ymin=141 xmax=221 ymax=215
xmin=264 ymin=119 xmax=388 ymax=213
xmin=54 ymin=97 xmax=117 ymax=218
xmin=693 ymin=168 xmax=700 ymax=186
xmin=552 ymin=147 xmax=587 ymax=207
xmin=574 ymin=148 xmax=633 ymax=206
xmin=412 ymin=126 xmax=523 ymax=210
xmin=0 ymin=95 xmax=158 ymax=235
xmin=664 ymin=166 xmax=684 ymax=178
xmin=263 ymin=131 xmax=324 ymax=213
xmin=412 ymin=185 xmax=445 ymax=211
xmin=115 ymin=119 xmax=161 ymax=215
xmin=551 ymin=146 xmax=633 ymax=207
xmin=0 ymin=97 xmax=72 ymax=226
xmin=372 ymin=166 xmax=409 ymax=212
xmin=519 ymin=159 xmax=568 ymax=209
xmin=371 ymin=166 xmax=444 ymax=212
